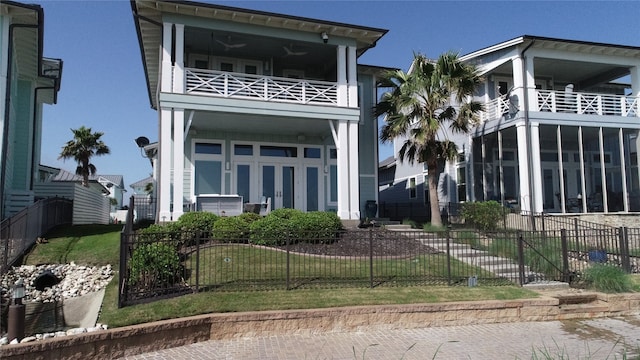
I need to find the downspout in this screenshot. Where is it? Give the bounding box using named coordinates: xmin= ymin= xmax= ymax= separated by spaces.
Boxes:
xmin=520 ymin=39 xmax=536 ymax=227
xmin=2 ymin=12 xmax=44 ymax=219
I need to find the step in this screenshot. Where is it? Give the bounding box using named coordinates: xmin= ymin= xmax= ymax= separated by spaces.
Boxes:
xmin=554 ymin=293 xmax=599 ymax=305
xmin=475 ymin=257 xmax=514 ymax=266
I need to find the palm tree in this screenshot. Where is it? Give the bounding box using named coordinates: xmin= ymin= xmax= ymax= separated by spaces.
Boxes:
xmin=59 ymin=126 xmax=111 ymax=187
xmin=375 ymin=52 xmax=483 ymax=227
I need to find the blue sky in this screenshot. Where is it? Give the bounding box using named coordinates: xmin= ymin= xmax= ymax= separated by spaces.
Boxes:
xmin=36 ymin=0 xmax=640 ymax=192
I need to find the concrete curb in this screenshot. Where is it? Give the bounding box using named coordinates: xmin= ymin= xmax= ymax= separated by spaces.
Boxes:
xmin=2 ymin=292 xmax=640 ymax=360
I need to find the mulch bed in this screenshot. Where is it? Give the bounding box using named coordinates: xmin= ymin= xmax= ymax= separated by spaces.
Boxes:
xmin=278 ymin=228 xmax=441 ymax=257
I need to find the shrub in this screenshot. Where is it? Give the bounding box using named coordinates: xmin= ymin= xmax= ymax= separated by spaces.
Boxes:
xmin=289 ymin=211 xmax=343 ymax=241
xmin=175 ymin=211 xmax=218 ymax=235
xmin=460 ymin=201 xmax=506 ymax=232
xmin=213 ymin=216 xmax=251 ymax=242
xmin=129 ymin=243 xmax=182 ymax=289
xmin=269 ymin=208 xmax=303 ymax=220
xmin=249 ymin=215 xmax=293 ymax=246
xmin=136 ymin=223 xmax=181 ymax=247
xmin=582 ymin=264 xmax=632 ymax=293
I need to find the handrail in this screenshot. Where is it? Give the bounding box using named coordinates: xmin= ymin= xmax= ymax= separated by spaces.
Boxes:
xmin=184 ymin=68 xmax=339 ymax=106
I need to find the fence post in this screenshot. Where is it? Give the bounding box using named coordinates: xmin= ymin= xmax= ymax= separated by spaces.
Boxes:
xmin=560 ymin=229 xmax=570 ymax=283
xmin=619 ymin=227 xmax=631 ymax=273
xmin=446 ymin=226 xmax=452 ymax=286
xmin=573 ymin=218 xmax=581 ymax=254
xmin=118 ymin=229 xmax=128 ymax=308
xmin=517 ymin=232 xmax=525 ymax=286
xmin=286 ymin=233 xmax=290 ymax=290
xmin=195 ymin=231 xmax=201 ymax=293
xmin=369 ymin=227 xmax=374 ymax=288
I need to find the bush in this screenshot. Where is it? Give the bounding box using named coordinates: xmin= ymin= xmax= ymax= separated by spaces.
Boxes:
xmin=176 ymin=211 xmax=219 ymax=235
xmin=129 ymin=243 xmax=182 ymax=289
xmin=249 ymin=215 xmax=293 ymax=246
xmin=136 ymin=223 xmax=181 ymax=247
xmin=582 ymin=264 xmax=632 ymax=293
xmin=213 ymin=216 xmax=252 ymax=242
xmin=289 ymin=211 xmax=343 ymax=241
xmin=460 ymin=201 xmax=506 ymax=232
xmin=268 ymin=208 xmax=302 ymax=220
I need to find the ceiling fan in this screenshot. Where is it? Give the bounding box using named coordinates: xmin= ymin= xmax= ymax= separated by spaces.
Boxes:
xmin=216 ymin=36 xmax=246 ymax=51
xmin=283 ymin=45 xmax=308 ymax=57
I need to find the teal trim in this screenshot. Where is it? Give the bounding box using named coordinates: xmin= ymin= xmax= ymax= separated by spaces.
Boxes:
xmin=11 ymin=80 xmax=32 ymax=190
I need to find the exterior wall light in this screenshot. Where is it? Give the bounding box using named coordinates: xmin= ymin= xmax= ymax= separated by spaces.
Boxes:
xmin=321 ymin=32 xmax=329 ymax=44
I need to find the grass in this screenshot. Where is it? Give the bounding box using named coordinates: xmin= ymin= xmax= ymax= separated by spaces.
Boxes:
xmin=25 ymin=224 xmax=540 ymax=328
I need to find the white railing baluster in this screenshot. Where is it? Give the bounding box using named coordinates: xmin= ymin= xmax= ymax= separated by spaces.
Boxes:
xmin=184 ymin=67 xmax=338 ymax=106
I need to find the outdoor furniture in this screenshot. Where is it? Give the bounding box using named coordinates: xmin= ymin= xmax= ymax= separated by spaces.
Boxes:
xmin=195 ymin=194 xmax=243 ymax=216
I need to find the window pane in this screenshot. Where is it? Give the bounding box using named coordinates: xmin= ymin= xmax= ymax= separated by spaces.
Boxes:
xmin=234 ymin=144 xmax=253 ymax=156
xmin=329 ymin=149 xmax=337 ymax=159
xmin=220 ymin=62 xmax=233 ymax=72
xmin=260 ymin=146 xmax=297 ymax=157
xmin=307 ymin=167 xmax=319 ymax=211
xmin=195 ymin=60 xmax=208 ymax=69
xmin=304 ymin=148 xmax=321 ymax=159
xmin=195 ymin=143 xmax=221 ymax=155
xmin=330 ymin=165 xmax=337 ymax=202
xmin=409 ymin=177 xmax=416 ymax=198
xmin=236 ymin=165 xmax=250 ymax=202
xmin=195 ymin=160 xmax=221 ymax=195
xmin=245 ymin=65 xmax=257 ymax=74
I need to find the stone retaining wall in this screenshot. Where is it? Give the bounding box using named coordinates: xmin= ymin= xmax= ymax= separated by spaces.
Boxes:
xmin=3 ymin=292 xmax=640 ymax=360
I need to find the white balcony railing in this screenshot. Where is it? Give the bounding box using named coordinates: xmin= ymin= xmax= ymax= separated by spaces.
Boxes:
xmin=480 ymin=90 xmax=639 ymax=122
xmin=184 ymin=68 xmax=338 ymax=106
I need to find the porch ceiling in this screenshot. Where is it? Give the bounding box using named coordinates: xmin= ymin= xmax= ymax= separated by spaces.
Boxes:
xmin=492 ymin=57 xmax=630 ymax=89
xmin=188 ymin=111 xmax=333 ymax=139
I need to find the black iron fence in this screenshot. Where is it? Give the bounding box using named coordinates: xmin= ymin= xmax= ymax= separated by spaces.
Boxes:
xmin=0 ymin=197 xmax=72 ymax=274
xmin=118 ymin=223 xmax=640 ymax=307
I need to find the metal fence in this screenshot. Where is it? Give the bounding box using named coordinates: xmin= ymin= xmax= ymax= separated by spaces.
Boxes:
xmin=0 ymin=197 xmax=73 ymax=274
xmin=119 ymin=223 xmax=640 ymax=307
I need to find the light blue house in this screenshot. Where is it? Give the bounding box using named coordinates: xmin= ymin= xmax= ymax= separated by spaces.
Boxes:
xmin=380 ymin=35 xmax=640 ymax=221
xmin=0 ymin=1 xmax=62 ymax=220
xmin=131 ymin=0 xmax=388 ymax=222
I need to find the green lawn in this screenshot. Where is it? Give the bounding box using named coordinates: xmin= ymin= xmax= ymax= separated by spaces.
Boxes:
xmin=26 ymin=224 xmax=540 ymax=328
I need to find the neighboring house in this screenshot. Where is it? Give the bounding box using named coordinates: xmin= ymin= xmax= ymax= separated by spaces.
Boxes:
xmin=0 ymin=1 xmax=62 ymax=220
xmin=131 ymin=176 xmax=154 ymax=195
xmin=130 ymin=0 xmax=388 ymax=222
xmin=49 ymin=169 xmax=126 ymax=211
xmin=381 ymin=35 xmax=640 ymax=216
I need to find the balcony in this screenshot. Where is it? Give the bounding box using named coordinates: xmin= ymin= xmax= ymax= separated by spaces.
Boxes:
xmin=480 ymin=91 xmax=640 ymax=123
xmin=184 ymin=68 xmax=339 ymax=106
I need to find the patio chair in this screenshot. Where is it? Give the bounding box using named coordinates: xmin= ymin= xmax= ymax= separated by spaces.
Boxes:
xmin=259 ymin=196 xmax=271 ymax=216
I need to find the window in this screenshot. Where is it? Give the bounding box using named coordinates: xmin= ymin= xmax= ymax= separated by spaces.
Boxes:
xmin=195 ymin=143 xmax=221 ymax=155
xmin=457 ymin=166 xmax=466 ymax=202
xmin=409 ymin=177 xmax=417 ymax=199
xmin=234 ymin=144 xmax=253 ymax=156
xmin=220 ymin=62 xmax=234 ymax=72
xmin=304 ymin=148 xmax=321 ymax=159
xmin=260 ymin=146 xmax=297 ymax=157
xmin=194 ymin=59 xmax=208 ymax=69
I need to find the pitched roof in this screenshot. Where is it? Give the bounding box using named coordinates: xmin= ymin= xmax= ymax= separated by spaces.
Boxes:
xmin=130 ymin=176 xmax=154 ymax=188
xmin=53 ymin=170 xmax=124 ymax=188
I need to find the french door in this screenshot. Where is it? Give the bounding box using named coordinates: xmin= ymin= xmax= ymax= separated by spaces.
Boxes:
xmin=261 ymin=164 xmax=296 ymax=210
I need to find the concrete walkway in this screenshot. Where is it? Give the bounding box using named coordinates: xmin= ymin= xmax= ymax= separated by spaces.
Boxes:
xmin=127 ymin=315 xmax=640 ymax=360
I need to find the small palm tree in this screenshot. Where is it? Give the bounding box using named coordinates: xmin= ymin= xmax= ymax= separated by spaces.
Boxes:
xmin=59 ymin=126 xmax=110 ymax=187
xmin=375 ymin=52 xmax=483 ymax=227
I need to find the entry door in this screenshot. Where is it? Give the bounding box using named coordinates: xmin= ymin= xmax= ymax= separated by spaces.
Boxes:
xmin=261 ymin=164 xmax=296 ymax=210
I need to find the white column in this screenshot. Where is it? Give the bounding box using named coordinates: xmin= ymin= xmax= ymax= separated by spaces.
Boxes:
xmin=173 ymin=24 xmax=184 ymax=94
xmin=337 ymin=45 xmax=347 ymax=107
xmin=347 ymin=46 xmax=358 ymax=108
xmin=525 ymin=55 xmax=537 ymax=111
xmin=161 ymin=23 xmax=173 ymax=93
xmin=631 ymin=66 xmax=640 ymax=97
xmin=556 ymin=125 xmax=565 ymax=213
xmin=173 ymin=108 xmax=185 ymax=220
xmin=599 ymin=127 xmax=608 ymax=212
xmin=337 ymin=120 xmax=349 ymax=219
xmin=158 ymin=108 xmax=172 ymax=222
xmin=348 ymin=121 xmax=360 ymax=219
xmin=578 ymin=127 xmax=587 ymax=212
xmin=516 ymin=122 xmax=531 ymax=212
xmin=530 ymin=123 xmax=543 ymax=213
xmin=512 ymin=56 xmax=525 ymax=112
xmin=619 ymin=128 xmax=629 ymax=212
